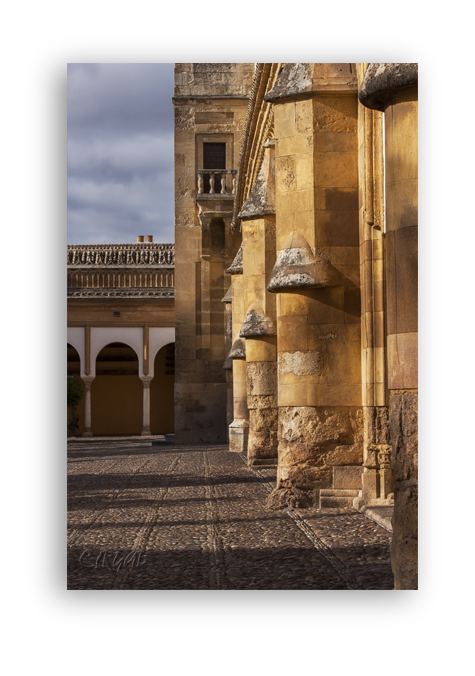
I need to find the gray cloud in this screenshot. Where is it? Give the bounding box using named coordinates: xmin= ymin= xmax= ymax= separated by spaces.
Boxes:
xmin=67 ymin=63 xmax=175 ymax=244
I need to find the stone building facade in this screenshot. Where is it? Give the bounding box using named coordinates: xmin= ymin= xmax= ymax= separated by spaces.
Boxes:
xmin=67 ymin=238 xmax=175 ymax=436
xmin=173 ymin=63 xmax=418 ymax=589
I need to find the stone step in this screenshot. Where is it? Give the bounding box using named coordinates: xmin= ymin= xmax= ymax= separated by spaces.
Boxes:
xmin=249 ymin=458 xmax=278 ymax=467
xmin=320 ymin=496 xmax=356 ymax=509
xmin=320 ymin=489 xmax=360 ymax=497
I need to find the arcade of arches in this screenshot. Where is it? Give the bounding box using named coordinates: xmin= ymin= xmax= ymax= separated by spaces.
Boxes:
xmin=67 ymin=240 xmax=175 ymax=437
xmin=67 ymin=341 xmax=175 ymax=436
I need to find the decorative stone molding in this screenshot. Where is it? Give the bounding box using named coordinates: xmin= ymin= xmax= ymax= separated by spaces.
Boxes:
xmin=358 ymin=63 xmax=418 ymax=112
xmin=226 ymin=243 xmax=243 ymax=275
xmin=229 ymin=337 xmax=246 ymax=360
xmin=239 ymin=304 xmax=276 ymax=337
xmin=267 ymin=232 xmax=346 ymax=292
xmin=232 ymin=63 xmax=282 ymax=230
xmin=67 ymin=243 xmax=175 ymax=268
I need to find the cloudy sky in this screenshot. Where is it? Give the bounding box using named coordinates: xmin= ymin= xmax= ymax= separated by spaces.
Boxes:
xmin=67 ymin=63 xmax=175 ymax=244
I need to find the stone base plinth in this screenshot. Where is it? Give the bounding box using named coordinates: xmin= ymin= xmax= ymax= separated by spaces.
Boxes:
xmin=229 ymin=419 xmax=249 ymax=453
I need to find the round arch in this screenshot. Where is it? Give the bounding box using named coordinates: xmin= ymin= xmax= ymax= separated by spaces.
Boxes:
xmin=67 ymin=343 xmax=85 ymax=435
xmin=148 ymin=327 xmax=175 ymax=377
xmin=90 ymin=327 xmax=144 ymax=377
xmin=90 ymin=341 xmax=142 ymax=435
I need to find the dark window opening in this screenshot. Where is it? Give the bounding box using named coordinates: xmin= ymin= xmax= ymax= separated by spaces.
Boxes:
xmin=203 ymin=142 xmax=226 ymax=193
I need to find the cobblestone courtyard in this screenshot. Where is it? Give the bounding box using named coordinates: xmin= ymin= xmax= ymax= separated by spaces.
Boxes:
xmin=67 ymin=440 xmax=394 ymax=590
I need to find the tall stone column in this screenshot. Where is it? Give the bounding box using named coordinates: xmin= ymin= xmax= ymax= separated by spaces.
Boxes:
xmin=359 ymin=63 xmax=418 ymax=589
xmin=82 ymin=376 xmax=95 ymax=437
xmin=238 ymin=141 xmax=278 ymax=466
xmin=140 ymin=377 xmax=153 ymax=436
xmin=264 ymin=64 xmax=363 ymax=509
xmin=227 ymin=244 xmax=249 ymax=452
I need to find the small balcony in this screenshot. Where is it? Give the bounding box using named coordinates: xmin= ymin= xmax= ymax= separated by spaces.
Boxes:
xmin=197 ymin=169 xmax=237 ymax=199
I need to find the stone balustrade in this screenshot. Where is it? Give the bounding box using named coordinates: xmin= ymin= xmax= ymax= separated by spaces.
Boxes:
xmin=197 ymin=169 xmax=237 ymax=196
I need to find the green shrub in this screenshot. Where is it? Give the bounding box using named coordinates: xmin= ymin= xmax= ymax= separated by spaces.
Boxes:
xmin=67 ymin=376 xmax=83 ymax=407
xmin=67 ymin=376 xmax=84 ymax=436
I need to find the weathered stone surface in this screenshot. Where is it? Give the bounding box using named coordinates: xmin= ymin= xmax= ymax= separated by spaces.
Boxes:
xmin=279 ymin=351 xmax=326 ymax=378
xmin=246 ymin=361 xmax=278 ymax=463
xmin=229 ymin=418 xmax=249 ymax=453
xmin=267 ymin=464 xmax=333 ymax=509
xmin=248 ymin=408 xmax=278 ymax=461
xmin=221 ymin=286 xmax=232 ymax=303
xmin=389 ymin=390 xmax=418 ymax=590
xmin=325 ymin=443 xmax=363 ymax=467
xmin=364 ymin=406 xmax=390 ymax=445
xmin=280 ymin=407 xmax=354 ymax=445
xmin=267 ymin=231 xmax=347 ymax=292
xmin=390 ymin=391 xmax=418 ymax=485
xmin=267 ymin=232 xmax=316 ymax=291
xmin=229 ymin=338 xmax=246 ymax=360
xmin=391 ymin=485 xmax=418 ymax=589
xmin=226 ymin=243 xmax=243 ymax=275
xmin=358 ymin=63 xmax=418 ymax=112
xmin=238 ymin=152 xmax=275 ymax=220
xmin=246 ymin=361 xmax=277 ymax=397
xmin=333 ymin=465 xmax=363 ymax=490
xmin=240 ymin=307 xmax=276 ymax=337
xmin=266 ymin=406 xmax=363 ymax=508
xmin=264 ymin=63 xmax=313 ymax=102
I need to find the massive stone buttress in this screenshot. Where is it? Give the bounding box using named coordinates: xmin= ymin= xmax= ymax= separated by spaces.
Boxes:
xmin=227 ymin=244 xmax=250 ymax=452
xmin=359 ymin=63 xmax=418 ymax=590
xmin=262 ymin=64 xmax=363 ymax=509
xmin=238 ymin=141 xmax=278 ymax=466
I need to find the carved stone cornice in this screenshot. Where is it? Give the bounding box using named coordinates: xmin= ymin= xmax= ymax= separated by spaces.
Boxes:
xmin=67 ymin=244 xmax=175 ymax=267
xmin=67 ymin=288 xmax=175 ymax=299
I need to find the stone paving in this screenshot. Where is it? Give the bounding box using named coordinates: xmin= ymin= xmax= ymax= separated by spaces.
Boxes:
xmin=67 ymin=440 xmax=394 ymax=590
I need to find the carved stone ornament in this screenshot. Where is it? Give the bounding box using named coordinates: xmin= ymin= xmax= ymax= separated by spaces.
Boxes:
xmin=67 ymin=243 xmax=175 ymax=268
